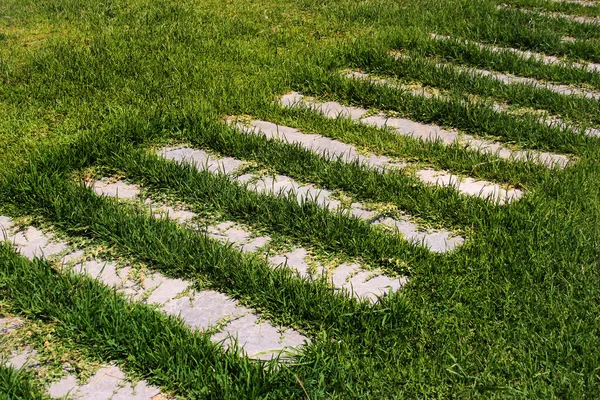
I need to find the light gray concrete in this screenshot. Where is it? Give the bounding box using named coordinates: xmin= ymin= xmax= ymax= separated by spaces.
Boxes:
xmin=374 ymin=216 xmax=464 ymax=253
xmin=269 ymin=248 xmax=313 ymax=278
xmin=67 ymin=365 xmax=161 ymax=400
xmin=280 ymin=92 xmax=569 ymax=168
xmin=416 ymin=169 xmax=522 ymax=205
xmin=47 ymin=375 xmax=79 ymax=398
xmin=159 ymin=146 xmax=246 ymax=175
xmin=93 ymin=180 xmax=141 ymax=199
xmin=211 ymin=313 xmax=308 ymax=360
xmin=351 ymin=67 xmax=600 ymax=139
xmin=7 ymin=347 xmax=38 ymax=370
xmin=142 ymin=273 xmax=190 ymax=305
xmin=161 ymin=290 xmax=245 ymax=330
xmin=329 ymin=263 xmax=407 ymax=301
xmin=6 ymin=225 xmax=67 ymax=260
xmin=164 ymin=147 xmax=464 ymax=252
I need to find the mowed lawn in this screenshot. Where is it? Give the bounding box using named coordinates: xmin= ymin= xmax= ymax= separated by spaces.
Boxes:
xmin=1 ymin=0 xmax=600 ymax=398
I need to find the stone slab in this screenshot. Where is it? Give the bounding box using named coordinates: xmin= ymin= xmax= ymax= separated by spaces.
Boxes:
xmin=160 ymin=147 xmax=245 ymax=175
xmin=93 ymin=180 xmax=141 ymax=199
xmin=211 ymin=314 xmax=307 ymax=360
xmin=161 ymin=290 xmax=247 ymax=330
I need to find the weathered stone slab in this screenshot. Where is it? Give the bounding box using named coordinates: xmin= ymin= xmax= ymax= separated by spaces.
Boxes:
xmin=416 ymin=169 xmax=522 ymax=205
xmin=159 ymin=147 xmax=246 ymax=175
xmin=211 ymin=313 xmax=308 ymax=360
xmin=269 ymin=248 xmax=312 ymax=278
xmin=7 ymin=347 xmax=38 ymax=370
xmin=161 ymin=290 xmax=246 ymax=330
xmin=280 ymin=92 xmax=569 ymax=168
xmin=93 ymin=180 xmax=141 ymax=199
xmin=142 ymin=273 xmax=190 ymax=305
xmin=47 ymin=375 xmax=79 ymax=398
xmin=233 ymin=116 xmax=524 ymax=203
xmin=374 ymin=216 xmax=464 ymax=253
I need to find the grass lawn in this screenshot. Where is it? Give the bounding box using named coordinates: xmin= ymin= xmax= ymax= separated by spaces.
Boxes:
xmin=1 ymin=0 xmax=600 ymax=398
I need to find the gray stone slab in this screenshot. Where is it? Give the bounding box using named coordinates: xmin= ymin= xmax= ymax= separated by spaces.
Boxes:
xmin=161 ymin=290 xmax=247 ymax=330
xmin=344 ymin=271 xmax=406 ymax=301
xmin=152 ymin=204 xmax=196 ymax=224
xmin=143 ymin=274 xmax=189 ymax=305
xmin=349 ymin=203 xmax=378 ymax=220
xmin=239 ymin=236 xmax=271 ymax=253
xmin=73 ymin=260 xmax=125 ymax=288
xmin=269 ymin=248 xmax=311 ymax=278
xmin=7 ymin=347 xmax=38 ymax=370
xmin=211 ymin=314 xmax=308 ymax=360
xmin=160 ymin=146 xmax=245 ymax=175
xmin=0 ymin=317 xmax=23 ymax=335
xmin=331 ymin=263 xmax=359 ymax=287
xmin=110 ymin=380 xmax=162 ymax=400
xmin=47 ymin=374 xmax=79 ymax=398
xmin=416 ymin=168 xmax=523 ymax=204
xmin=93 ymin=180 xmax=140 ymax=199
xmin=71 ymin=365 xmax=125 ymax=400
xmin=347 ymin=72 xmax=570 ymax=168
xmin=235 ymin=118 xmax=398 ymax=171
xmin=11 ymin=226 xmax=67 ymax=260
xmin=374 ymin=217 xmax=464 ymax=253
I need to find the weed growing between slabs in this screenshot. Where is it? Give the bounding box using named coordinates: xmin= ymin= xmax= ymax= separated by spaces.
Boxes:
xmin=2 ymin=0 xmax=600 ymax=397
xmin=0 ymin=366 xmax=48 ymax=400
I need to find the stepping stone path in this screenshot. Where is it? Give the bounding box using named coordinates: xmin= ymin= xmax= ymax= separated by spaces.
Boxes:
xmin=159 ymin=146 xmax=464 ymax=252
xmin=230 ymin=117 xmax=524 ymax=204
xmin=1 ymin=317 xmax=165 ymax=399
xmin=347 ymin=68 xmax=600 ymax=138
xmin=0 ymin=214 xmax=308 ymax=361
xmin=279 ymin=92 xmax=570 ymax=169
xmin=93 ymin=177 xmax=409 ymax=300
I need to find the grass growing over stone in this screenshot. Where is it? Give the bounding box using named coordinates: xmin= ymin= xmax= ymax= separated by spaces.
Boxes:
xmin=2 ymin=0 xmax=600 ymax=398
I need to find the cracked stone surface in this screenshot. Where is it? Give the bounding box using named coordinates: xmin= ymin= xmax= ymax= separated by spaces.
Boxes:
xmin=280 ymin=92 xmax=569 ymax=169
xmin=6 ymin=347 xmax=39 ymax=370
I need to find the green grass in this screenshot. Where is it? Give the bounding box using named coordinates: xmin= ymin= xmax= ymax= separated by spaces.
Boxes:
xmin=0 ymin=365 xmax=49 ymax=400
xmin=2 ymin=0 xmax=600 ymax=397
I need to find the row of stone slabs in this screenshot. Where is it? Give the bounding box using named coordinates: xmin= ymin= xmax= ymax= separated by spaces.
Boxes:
xmin=430 ymin=33 xmax=600 ymax=73
xmin=1 ymin=316 xmax=164 ymax=399
xmin=345 ymin=68 xmax=600 ymax=139
xmin=277 ymin=92 xmax=570 ymax=170
xmin=0 ymin=213 xmax=311 ymax=362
